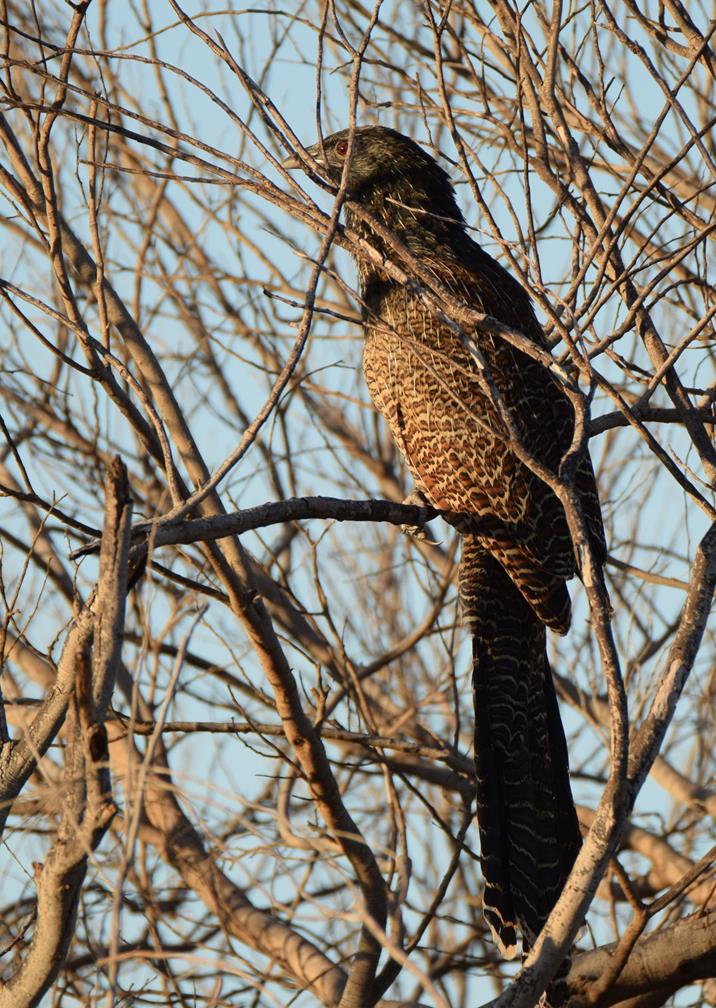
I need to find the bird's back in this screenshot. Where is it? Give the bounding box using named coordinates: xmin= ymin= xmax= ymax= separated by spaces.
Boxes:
xmin=359 ymin=242 xmax=596 ymax=632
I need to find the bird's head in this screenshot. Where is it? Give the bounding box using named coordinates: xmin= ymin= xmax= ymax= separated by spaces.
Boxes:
xmin=282 ymin=126 xmax=463 ymax=226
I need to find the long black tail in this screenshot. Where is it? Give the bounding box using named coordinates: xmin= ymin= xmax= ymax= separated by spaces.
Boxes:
xmin=460 ymin=536 xmax=581 ymax=973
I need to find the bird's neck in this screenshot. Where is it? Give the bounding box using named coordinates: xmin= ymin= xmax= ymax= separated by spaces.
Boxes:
xmin=344 ymin=181 xmax=466 ymax=263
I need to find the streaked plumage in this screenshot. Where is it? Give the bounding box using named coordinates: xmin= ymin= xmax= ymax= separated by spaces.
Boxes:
xmin=285 ymin=125 xmax=606 ymax=1000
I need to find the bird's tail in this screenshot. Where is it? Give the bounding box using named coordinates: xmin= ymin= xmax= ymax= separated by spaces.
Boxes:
xmin=460 ymin=536 xmax=581 ymax=995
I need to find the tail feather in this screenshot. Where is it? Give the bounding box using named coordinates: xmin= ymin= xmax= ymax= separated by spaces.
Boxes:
xmin=460 ymin=536 xmax=581 ymax=978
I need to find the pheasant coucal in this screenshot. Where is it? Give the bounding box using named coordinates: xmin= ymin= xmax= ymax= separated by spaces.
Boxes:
xmin=284 ymin=126 xmax=605 ymax=980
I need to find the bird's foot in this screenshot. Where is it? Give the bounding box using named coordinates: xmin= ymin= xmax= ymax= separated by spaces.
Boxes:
xmin=400 ymin=488 xmax=433 ymax=541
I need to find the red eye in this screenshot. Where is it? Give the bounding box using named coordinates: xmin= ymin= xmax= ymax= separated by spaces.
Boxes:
xmin=335 ymin=140 xmax=348 ymax=157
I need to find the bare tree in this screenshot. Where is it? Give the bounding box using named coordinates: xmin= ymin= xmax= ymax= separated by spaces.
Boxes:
xmin=0 ymin=2 xmax=715 ymax=1006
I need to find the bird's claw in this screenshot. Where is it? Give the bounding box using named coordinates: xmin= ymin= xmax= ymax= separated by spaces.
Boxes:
xmin=400 ymin=521 xmax=429 ymax=540
xmin=400 ymin=488 xmax=436 ymax=542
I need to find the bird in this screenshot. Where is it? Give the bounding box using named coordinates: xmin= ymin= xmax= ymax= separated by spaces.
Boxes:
xmin=283 ymin=125 xmax=606 ymax=999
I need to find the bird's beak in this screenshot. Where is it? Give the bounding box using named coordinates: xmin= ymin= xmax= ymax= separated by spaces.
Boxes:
xmin=280 ymin=152 xmax=302 ymax=170
xmin=281 ymin=144 xmax=325 ymax=172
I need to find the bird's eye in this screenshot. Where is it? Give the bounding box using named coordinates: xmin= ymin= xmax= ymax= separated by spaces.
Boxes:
xmin=335 ymin=140 xmax=349 ymax=158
